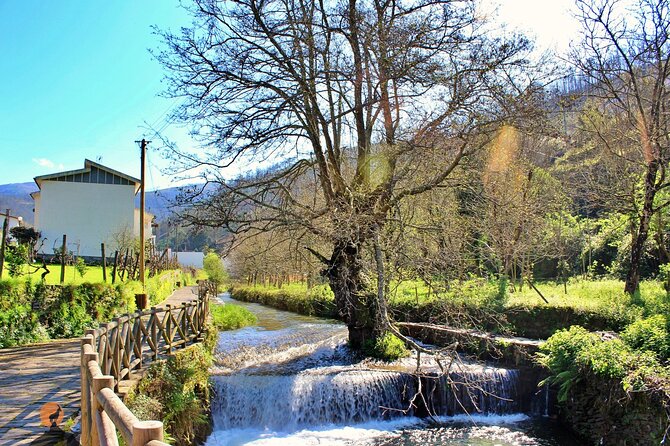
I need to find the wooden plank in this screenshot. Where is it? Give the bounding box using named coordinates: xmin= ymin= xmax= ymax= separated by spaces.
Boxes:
xmin=97 ymin=387 xmax=138 ymax=443
xmin=94 ymin=410 xmax=119 ymax=446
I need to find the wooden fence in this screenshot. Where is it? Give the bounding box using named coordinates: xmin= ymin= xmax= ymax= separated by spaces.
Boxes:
xmin=79 ymin=283 xmax=213 ymax=446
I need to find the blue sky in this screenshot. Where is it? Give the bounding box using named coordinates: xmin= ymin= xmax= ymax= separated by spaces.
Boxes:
xmin=0 ymin=0 xmax=576 ymax=190
xmin=0 ymin=1 xmax=192 ymax=190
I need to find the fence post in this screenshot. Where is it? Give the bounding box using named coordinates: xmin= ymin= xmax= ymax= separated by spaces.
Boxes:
xmin=60 ymin=234 xmax=67 ymax=283
xmin=80 ymin=336 xmax=93 ymax=446
xmin=166 ymin=305 xmax=172 ymax=355
xmin=132 ymin=420 xmax=164 ymax=446
xmin=91 ymin=375 xmax=113 ymax=446
xmin=181 ymin=303 xmax=188 ymax=347
xmin=150 ymin=307 xmax=157 ymax=361
xmin=111 ymin=251 xmax=119 ymax=284
xmin=113 ymin=317 xmax=122 ymax=387
xmin=0 ymin=209 xmax=8 ymax=279
xmin=101 ymin=243 xmax=107 ymax=282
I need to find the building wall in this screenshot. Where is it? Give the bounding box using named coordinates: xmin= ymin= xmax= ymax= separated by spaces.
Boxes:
xmin=176 ymin=252 xmax=205 ymax=269
xmin=33 ymin=192 xmax=41 ymax=228
xmin=133 ymin=208 xmax=154 ymax=238
xmin=35 ymin=181 xmax=136 ymax=257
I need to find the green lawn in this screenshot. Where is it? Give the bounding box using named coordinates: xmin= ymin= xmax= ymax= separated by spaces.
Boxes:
xmin=241 ymin=277 xmax=668 ymax=315
xmin=1 ymin=263 xmax=117 ymax=285
xmin=389 ymin=277 xmax=666 ymax=308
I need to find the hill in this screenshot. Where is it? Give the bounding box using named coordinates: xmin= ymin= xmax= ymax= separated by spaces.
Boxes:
xmin=0 ymin=182 xmax=38 ymax=224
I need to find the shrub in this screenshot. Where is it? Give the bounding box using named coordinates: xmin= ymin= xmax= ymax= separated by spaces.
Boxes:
xmin=203 ymin=252 xmax=227 ymax=289
xmin=231 ymin=284 xmax=337 ymax=318
xmin=45 ymin=300 xmax=94 ymax=339
xmin=0 ymin=304 xmax=48 ymax=347
xmin=362 ymin=332 xmax=409 ymax=362
xmin=5 ymin=244 xmax=28 ymax=277
xmin=210 ymin=303 xmax=257 ymax=331
xmin=75 ymin=257 xmax=88 ymax=278
xmin=536 ymin=326 xmax=600 ymax=401
xmin=621 ymin=315 xmax=670 ymax=361
xmin=128 ymin=342 xmax=213 ymax=446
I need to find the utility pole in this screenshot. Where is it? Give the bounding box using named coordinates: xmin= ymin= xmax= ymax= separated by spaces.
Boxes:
xmin=135 ymin=138 xmax=150 ymax=292
xmin=0 ymin=209 xmax=9 ymax=279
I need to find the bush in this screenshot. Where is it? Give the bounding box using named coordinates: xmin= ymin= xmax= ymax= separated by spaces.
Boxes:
xmin=231 ymin=284 xmax=336 ymax=318
xmin=5 ymin=244 xmax=28 ymax=277
xmin=75 ymin=257 xmax=88 ymax=278
xmin=210 ymin=303 xmax=257 ymax=331
xmin=537 ymin=325 xmax=670 ymax=445
xmin=203 ymin=252 xmax=227 ymax=289
xmin=0 ymin=304 xmax=48 ymax=348
xmin=621 ymin=315 xmax=670 ymax=361
xmin=537 ymin=325 xmax=666 ymax=401
xmin=128 ymin=342 xmax=213 ymax=446
xmin=362 ymin=332 xmax=409 ymax=362
xmin=0 ymin=270 xmax=186 ymax=347
xmin=45 ymin=300 xmax=94 ymax=339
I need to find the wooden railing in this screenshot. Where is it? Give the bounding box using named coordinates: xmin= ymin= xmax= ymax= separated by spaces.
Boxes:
xmin=79 ymin=283 xmax=214 ymax=446
xmin=198 ymin=279 xmax=218 ymax=299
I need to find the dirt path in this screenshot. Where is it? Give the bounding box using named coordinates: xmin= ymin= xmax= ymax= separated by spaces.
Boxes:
xmin=0 ymin=285 xmax=199 ymax=445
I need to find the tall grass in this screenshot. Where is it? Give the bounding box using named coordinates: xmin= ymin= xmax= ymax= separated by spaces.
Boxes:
xmin=210 ymin=303 xmax=257 ymax=331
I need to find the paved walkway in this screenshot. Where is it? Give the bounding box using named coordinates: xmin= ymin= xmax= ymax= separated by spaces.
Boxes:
xmin=0 ymin=285 xmax=199 ymax=445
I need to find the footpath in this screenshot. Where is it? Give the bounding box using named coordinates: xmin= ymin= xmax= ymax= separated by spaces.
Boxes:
xmin=0 ymin=285 xmax=199 ymax=445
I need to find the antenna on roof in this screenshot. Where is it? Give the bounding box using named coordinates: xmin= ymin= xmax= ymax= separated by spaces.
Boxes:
xmin=96 ymin=156 xmax=103 ymax=163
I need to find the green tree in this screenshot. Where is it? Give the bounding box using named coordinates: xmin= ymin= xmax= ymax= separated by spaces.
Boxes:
xmin=203 ymin=252 xmax=227 ymax=290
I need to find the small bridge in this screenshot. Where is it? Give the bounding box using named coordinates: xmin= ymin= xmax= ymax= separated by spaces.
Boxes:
xmin=79 ymin=281 xmax=214 ymax=446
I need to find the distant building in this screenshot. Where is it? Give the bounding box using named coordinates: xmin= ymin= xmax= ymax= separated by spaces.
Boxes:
xmin=31 ymin=159 xmax=153 ymax=258
xmin=176 ymin=251 xmax=205 ymax=269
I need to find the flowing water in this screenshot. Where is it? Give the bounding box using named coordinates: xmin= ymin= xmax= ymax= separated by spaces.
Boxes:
xmin=205 ymin=294 xmax=578 ymax=446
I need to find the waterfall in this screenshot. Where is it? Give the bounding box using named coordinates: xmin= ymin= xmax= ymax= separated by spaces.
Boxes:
xmin=420 ymin=368 xmax=520 ymax=416
xmin=211 ymin=365 xmax=521 ymax=431
xmin=205 ymin=295 xmax=572 ymax=445
xmin=211 ymin=370 xmax=414 ymax=431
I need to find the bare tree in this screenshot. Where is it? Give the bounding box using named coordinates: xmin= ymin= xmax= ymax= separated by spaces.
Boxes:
xmin=156 ymin=0 xmax=540 ymax=347
xmin=571 ymin=0 xmax=670 ymax=294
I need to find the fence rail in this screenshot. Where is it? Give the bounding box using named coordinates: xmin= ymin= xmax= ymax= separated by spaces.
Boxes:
xmin=79 ymin=282 xmax=214 ymax=446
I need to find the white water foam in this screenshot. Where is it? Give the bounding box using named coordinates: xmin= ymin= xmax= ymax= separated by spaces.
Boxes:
xmin=204 ymin=414 xmax=537 ymax=446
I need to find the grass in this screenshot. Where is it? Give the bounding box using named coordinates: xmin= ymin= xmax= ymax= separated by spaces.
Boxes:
xmin=232 ymin=278 xmax=670 ymax=339
xmin=210 ymin=303 xmax=257 ymax=331
xmin=241 ymin=278 xmax=668 ymax=310
xmin=387 ymin=278 xmax=668 ymax=314
xmin=3 ymin=263 xmax=117 ymax=285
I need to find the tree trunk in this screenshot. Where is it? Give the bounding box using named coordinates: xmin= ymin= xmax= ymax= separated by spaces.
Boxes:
xmin=624 ymin=163 xmax=658 ymax=295
xmin=326 ymin=239 xmax=378 ymax=350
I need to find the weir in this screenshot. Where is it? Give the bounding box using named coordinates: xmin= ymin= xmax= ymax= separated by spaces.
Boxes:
xmin=205 ymin=294 xmax=572 ymax=445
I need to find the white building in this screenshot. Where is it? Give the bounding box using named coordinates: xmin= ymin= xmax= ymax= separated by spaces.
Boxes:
xmin=31 ymin=159 xmax=153 ymax=257
xmin=176 ymin=251 xmax=205 ymax=269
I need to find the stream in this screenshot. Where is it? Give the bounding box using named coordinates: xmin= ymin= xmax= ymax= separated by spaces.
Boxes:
xmin=205 ymin=293 xmax=579 ymax=446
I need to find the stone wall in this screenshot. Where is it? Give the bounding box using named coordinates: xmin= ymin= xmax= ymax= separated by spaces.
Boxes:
xmin=560 ymin=373 xmax=668 ymax=446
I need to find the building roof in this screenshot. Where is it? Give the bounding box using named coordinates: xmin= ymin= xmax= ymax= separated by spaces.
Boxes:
xmin=33 ymin=159 xmax=141 ymax=193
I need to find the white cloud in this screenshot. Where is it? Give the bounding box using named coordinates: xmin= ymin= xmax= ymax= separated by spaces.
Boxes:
xmin=32 ymin=158 xmax=55 ymax=168
xmin=32 ymin=158 xmax=64 ymax=170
